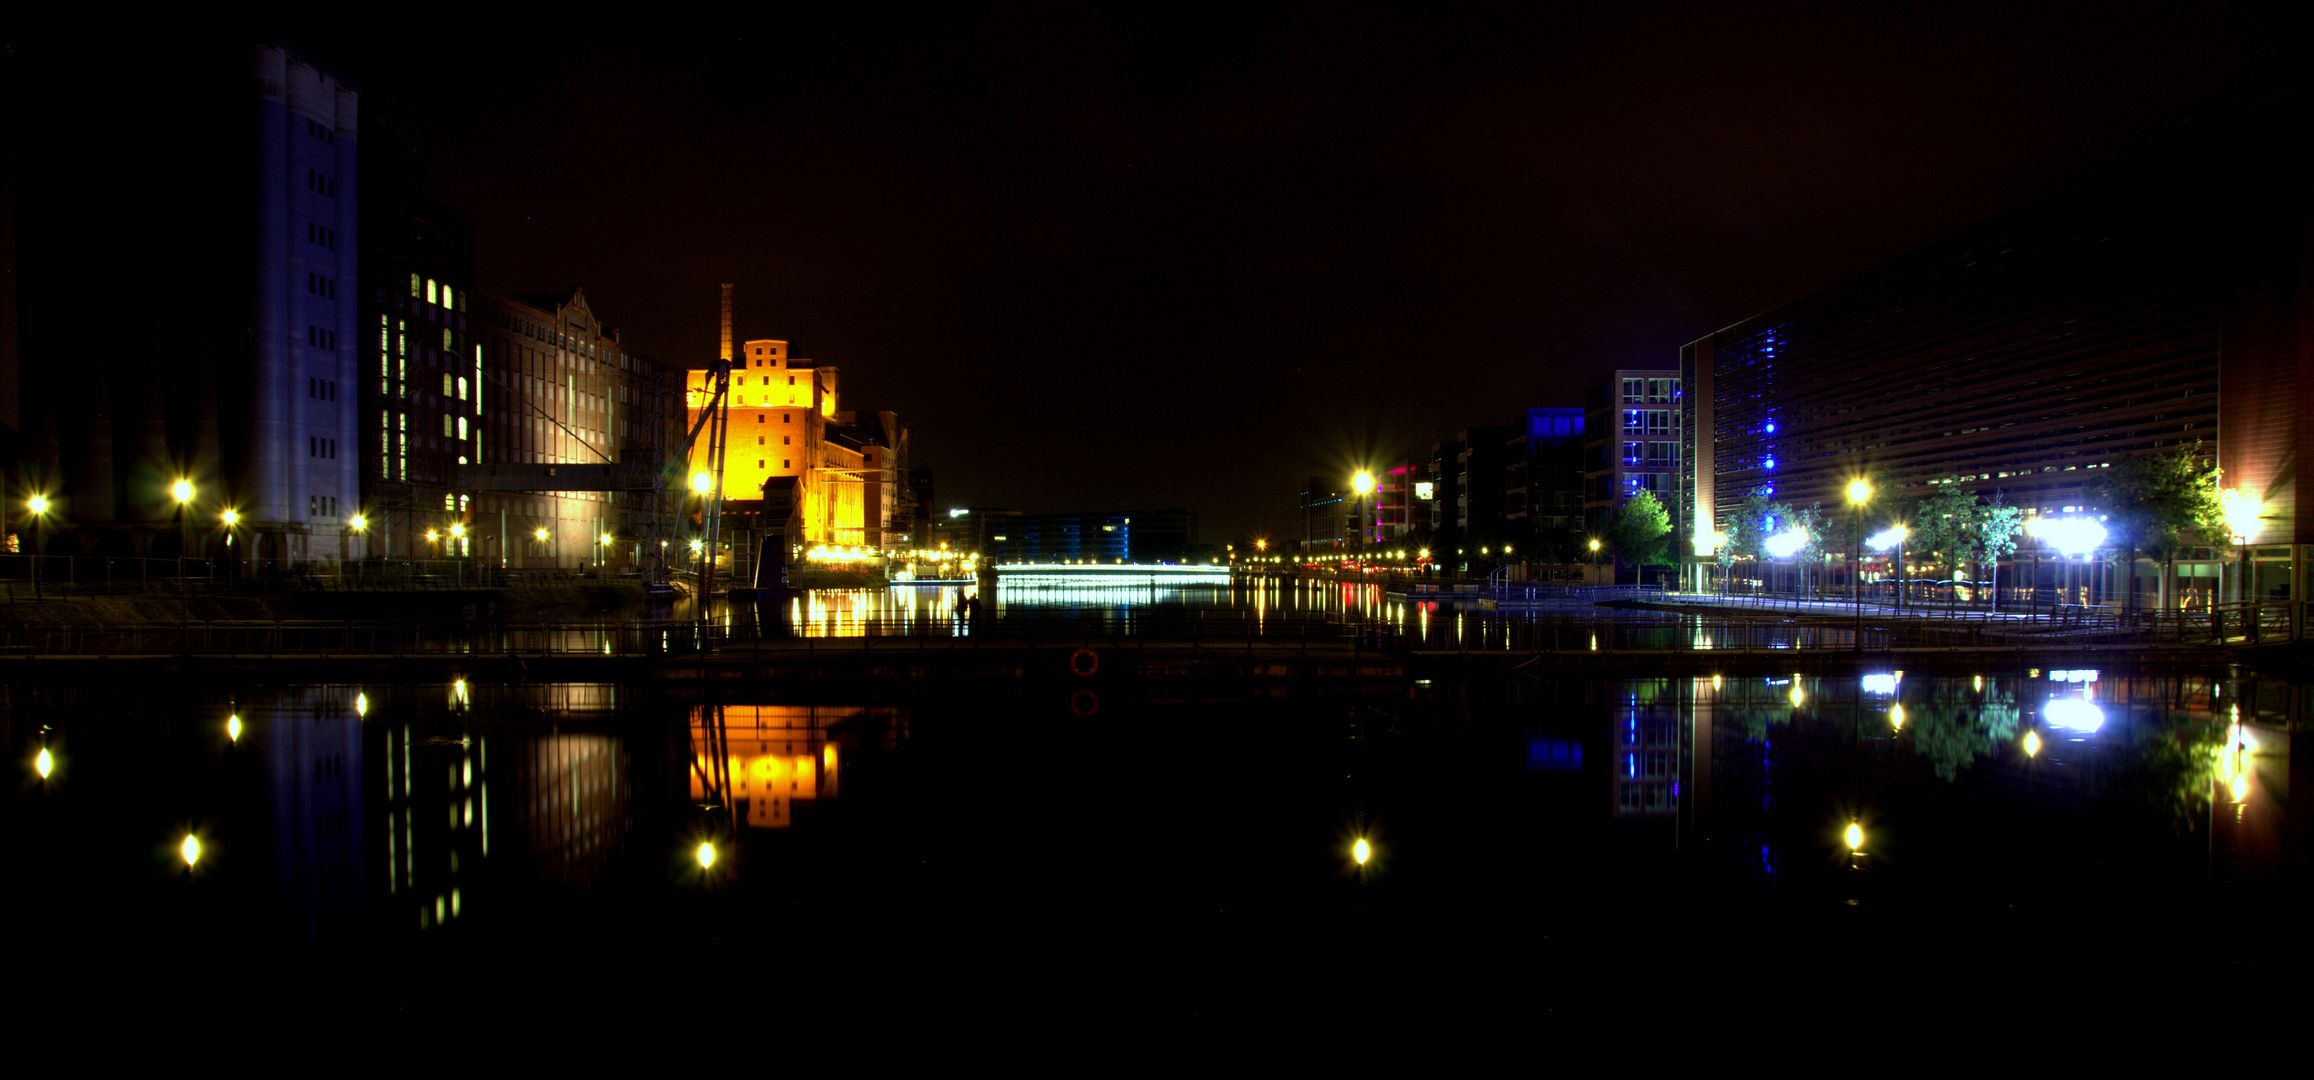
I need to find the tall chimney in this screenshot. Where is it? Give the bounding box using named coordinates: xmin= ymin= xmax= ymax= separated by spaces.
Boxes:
xmin=719 ymin=283 xmax=733 ymax=363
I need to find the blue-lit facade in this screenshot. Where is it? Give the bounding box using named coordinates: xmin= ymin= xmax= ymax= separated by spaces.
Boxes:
xmin=1679 ymin=91 xmax=2312 ymax=610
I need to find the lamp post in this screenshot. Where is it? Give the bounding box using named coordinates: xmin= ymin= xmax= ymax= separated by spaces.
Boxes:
xmin=1589 ymin=537 xmax=1601 ymax=586
xmin=172 ymin=480 xmax=194 ymax=581
xmin=1847 ymin=480 xmax=1870 ymax=619
xmin=534 ymin=527 xmax=552 ymax=571
xmin=344 ymin=513 xmax=367 ymax=579
xmin=26 ymin=494 xmax=50 ymax=601
xmin=219 ymin=509 xmax=240 ymax=586
xmin=1351 ymin=470 xmax=1374 ymax=561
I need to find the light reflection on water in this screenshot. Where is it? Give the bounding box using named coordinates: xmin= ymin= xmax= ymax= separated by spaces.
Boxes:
xmin=5 ymin=659 xmax=2294 ymax=1002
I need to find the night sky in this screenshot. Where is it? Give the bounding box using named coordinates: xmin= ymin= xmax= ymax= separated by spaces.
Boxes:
xmin=298 ymin=3 xmax=2302 ymax=542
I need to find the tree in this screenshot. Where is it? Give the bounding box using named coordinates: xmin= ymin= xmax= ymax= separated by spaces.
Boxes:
xmin=2091 ymin=442 xmax=2225 ymax=610
xmin=1771 ymin=500 xmax=1826 ymax=596
xmin=1967 ymin=492 xmax=2026 ymax=612
xmin=1912 ymin=481 xmax=1976 ymax=608
xmin=1607 ymin=490 xmax=1672 ymax=578
xmin=1720 ymin=489 xmax=1773 ymax=593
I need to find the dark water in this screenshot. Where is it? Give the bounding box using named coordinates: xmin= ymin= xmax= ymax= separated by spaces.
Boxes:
xmin=8 ymin=636 xmax=2305 ymax=1029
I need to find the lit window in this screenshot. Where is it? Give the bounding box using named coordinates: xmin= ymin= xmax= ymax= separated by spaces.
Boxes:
xmin=409 ymin=273 xmax=420 ymax=298
xmin=426 ymin=279 xmax=438 ymax=305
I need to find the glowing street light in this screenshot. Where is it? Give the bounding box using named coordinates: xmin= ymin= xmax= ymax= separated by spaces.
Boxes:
xmin=25 ymin=494 xmax=52 ymax=600
xmin=534 ymin=527 xmax=550 ymax=542
xmin=1352 ymin=838 xmax=1371 ymax=866
xmin=349 ymin=514 xmax=367 ymax=532
xmin=226 ymin=714 xmax=242 ymax=742
xmin=35 ymin=746 xmax=54 ymax=779
xmin=1844 ymin=822 xmax=1864 ymax=851
xmin=1846 ymin=479 xmax=1871 ymax=620
xmin=181 ymin=833 xmax=202 ymax=868
xmin=172 ymin=480 xmax=194 ymax=505
xmin=2023 ymin=730 xmax=2042 ymax=757
xmin=696 ymin=841 xmax=717 ymax=869
xmin=691 ymin=471 xmax=714 ymax=495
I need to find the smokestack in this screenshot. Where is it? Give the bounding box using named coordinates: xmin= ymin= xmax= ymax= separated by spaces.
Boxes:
xmin=719 ymin=283 xmax=733 ymax=363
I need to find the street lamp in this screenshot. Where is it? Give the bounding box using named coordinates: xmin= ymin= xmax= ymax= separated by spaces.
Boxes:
xmin=1351 ymin=470 xmax=1375 ymax=555
xmin=220 ymin=509 xmax=240 ymax=584
xmin=1868 ymin=526 xmax=1908 ymax=612
xmin=345 ymin=513 xmax=368 ymax=578
xmin=1589 ymin=537 xmax=1601 ymax=585
xmin=1846 ymin=479 xmax=1871 ymax=617
xmin=172 ymin=480 xmax=194 ymax=580
xmin=2220 ymin=488 xmax=2261 ymax=604
xmin=25 ymin=494 xmax=50 ymax=601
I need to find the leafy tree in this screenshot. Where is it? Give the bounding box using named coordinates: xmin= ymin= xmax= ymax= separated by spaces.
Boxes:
xmin=1911 ymin=481 xmax=1976 ymax=608
xmin=2091 ymin=442 xmax=2225 ymax=609
xmin=1966 ymin=492 xmax=2026 ymax=612
xmin=1607 ymin=490 xmax=1672 ymax=571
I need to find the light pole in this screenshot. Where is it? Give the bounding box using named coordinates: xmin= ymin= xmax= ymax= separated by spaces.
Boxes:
xmin=347 ymin=514 xmax=367 ymax=582
xmin=535 ymin=527 xmax=552 ymax=572
xmin=1351 ymin=470 xmax=1374 ymax=561
xmin=1589 ymin=537 xmax=1601 ymax=586
xmin=1847 ymin=479 xmax=1870 ymax=619
xmin=26 ymin=494 xmax=50 ymax=601
xmin=219 ymin=509 xmax=240 ymax=585
xmin=172 ymin=479 xmax=194 ymax=581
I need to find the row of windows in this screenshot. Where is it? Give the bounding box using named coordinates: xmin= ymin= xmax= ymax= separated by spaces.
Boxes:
xmin=306 ymin=221 xmax=337 ymax=249
xmin=412 ymin=275 xmax=459 ymax=310
xmin=1621 ymin=378 xmax=1680 ymax=405
xmin=306 ymin=272 xmax=336 ymax=299
xmin=307 ymin=326 xmax=338 ymax=351
xmin=306 ymin=169 xmax=336 ymax=198
xmin=1621 ymin=409 xmax=1673 ymax=436
xmin=307 ymin=377 xmax=337 ymax=401
xmin=309 ymin=494 xmax=340 ymax=518
xmin=1620 ymin=441 xmax=1678 ymax=466
xmin=755 ymin=436 xmax=792 ymax=445
xmin=309 ymin=436 xmax=338 ymax=459
xmin=303 ymin=118 xmax=337 ymax=145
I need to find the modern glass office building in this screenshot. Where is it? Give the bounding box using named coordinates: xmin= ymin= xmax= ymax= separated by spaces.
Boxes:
xmin=1679 ymin=90 xmax=2309 ymax=609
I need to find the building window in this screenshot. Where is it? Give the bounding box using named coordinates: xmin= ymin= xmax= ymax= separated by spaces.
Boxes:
xmin=1622 ymin=378 xmax=1643 ymax=403
xmin=782 ymin=460 xmax=790 ymax=469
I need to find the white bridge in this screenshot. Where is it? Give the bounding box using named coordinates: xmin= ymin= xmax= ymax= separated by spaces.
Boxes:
xmin=994 ymin=563 xmax=1231 ymax=585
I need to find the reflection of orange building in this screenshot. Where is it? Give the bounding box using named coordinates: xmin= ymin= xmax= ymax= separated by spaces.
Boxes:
xmin=685 ymin=340 xmax=915 ymax=563
xmin=691 ymin=705 xmax=898 ymax=829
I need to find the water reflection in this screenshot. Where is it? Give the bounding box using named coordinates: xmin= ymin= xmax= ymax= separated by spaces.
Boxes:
xmin=3 ymin=660 xmax=2298 ymax=999
xmin=689 ymin=705 xmax=902 ymax=829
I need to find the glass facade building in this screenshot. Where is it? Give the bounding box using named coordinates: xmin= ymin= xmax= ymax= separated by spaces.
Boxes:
xmin=1679 ymin=90 xmax=2310 ymax=609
